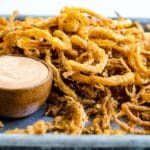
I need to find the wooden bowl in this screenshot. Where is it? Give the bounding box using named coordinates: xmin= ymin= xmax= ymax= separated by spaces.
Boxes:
xmin=0 ymin=55 xmax=53 ymax=118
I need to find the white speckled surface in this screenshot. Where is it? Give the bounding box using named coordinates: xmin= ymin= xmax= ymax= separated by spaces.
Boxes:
xmin=0 ymin=0 xmax=149 ymax=18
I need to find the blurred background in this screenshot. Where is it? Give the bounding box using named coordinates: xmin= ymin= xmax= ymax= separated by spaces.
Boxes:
xmin=0 ymin=0 xmax=149 ymax=18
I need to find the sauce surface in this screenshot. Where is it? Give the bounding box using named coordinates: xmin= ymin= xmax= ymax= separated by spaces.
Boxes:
xmin=0 ymin=56 xmax=48 ymax=89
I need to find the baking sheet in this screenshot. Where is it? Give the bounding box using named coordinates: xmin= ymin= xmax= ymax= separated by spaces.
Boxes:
xmin=0 ymin=105 xmax=49 ymax=132
xmin=0 ymin=17 xmax=149 ymax=148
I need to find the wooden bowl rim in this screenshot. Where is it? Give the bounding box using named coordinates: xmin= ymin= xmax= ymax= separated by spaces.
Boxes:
xmin=0 ymin=54 xmax=53 ymax=91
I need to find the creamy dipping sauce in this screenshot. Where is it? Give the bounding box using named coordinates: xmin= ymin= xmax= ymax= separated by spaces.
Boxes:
xmin=0 ymin=56 xmax=48 ymax=89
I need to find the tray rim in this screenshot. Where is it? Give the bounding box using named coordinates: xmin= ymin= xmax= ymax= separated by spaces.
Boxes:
xmin=1 ymin=14 xmax=150 ymax=22
xmin=0 ymin=134 xmax=149 ymax=148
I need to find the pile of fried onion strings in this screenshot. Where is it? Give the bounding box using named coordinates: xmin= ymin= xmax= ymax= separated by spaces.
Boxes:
xmin=0 ymin=7 xmax=149 ymax=135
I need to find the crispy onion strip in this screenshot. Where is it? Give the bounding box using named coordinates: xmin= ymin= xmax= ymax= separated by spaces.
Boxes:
xmin=3 ymin=31 xmax=18 ymax=53
xmin=16 ymin=28 xmax=68 ymax=51
xmin=141 ymin=93 xmax=150 ymax=102
xmin=71 ymin=72 xmax=135 ymax=86
xmin=115 ymin=118 xmax=149 ymax=134
xmin=138 ymin=85 xmax=150 ymax=104
xmin=6 ymin=120 xmax=47 ymax=134
xmin=63 ymin=41 xmax=108 ymax=74
xmin=61 ymin=7 xmax=111 ymax=22
xmin=17 ymin=38 xmax=50 ymax=50
xmin=59 ymin=8 xmax=88 ymax=33
xmin=45 ymin=50 xmax=78 ymax=100
xmin=71 ymin=35 xmax=87 ymax=49
xmin=122 ymin=103 xmax=150 ymax=128
xmin=129 ymin=44 xmax=150 ymax=76
xmin=47 ymin=96 xmax=87 ymax=134
xmin=112 ymin=19 xmax=132 ymax=28
xmin=53 ymin=30 xmax=77 ymax=56
xmin=91 ymin=39 xmax=129 ymax=55
xmin=125 ymin=103 xmax=150 ymax=112
xmin=37 ymin=16 xmax=59 ymax=29
xmin=89 ymin=26 xmax=135 ymax=42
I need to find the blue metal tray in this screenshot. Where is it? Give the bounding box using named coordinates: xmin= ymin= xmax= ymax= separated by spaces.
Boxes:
xmin=0 ymin=17 xmax=149 ymax=148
